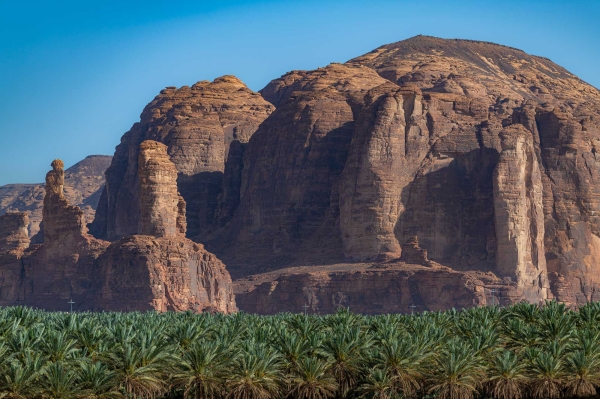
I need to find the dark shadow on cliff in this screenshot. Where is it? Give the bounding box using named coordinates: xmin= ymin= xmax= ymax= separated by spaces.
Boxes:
xmin=396 ymin=147 xmax=500 ymax=272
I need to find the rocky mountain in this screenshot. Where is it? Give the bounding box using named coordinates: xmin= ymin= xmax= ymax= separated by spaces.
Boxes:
xmin=0 ymin=155 xmax=112 ymax=237
xmin=0 ymin=144 xmax=236 ymax=312
xmin=2 ymin=35 xmax=599 ymax=314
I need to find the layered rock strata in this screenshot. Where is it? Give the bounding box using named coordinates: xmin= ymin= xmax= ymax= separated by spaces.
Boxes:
xmin=0 ymin=155 xmax=111 ymax=237
xmin=233 ymin=261 xmax=518 ymax=315
xmin=11 ymin=160 xmax=110 ymax=309
xmin=0 ymin=212 xmax=30 ymax=252
xmin=0 ymin=149 xmax=235 ymax=313
xmin=90 ymin=76 xmax=274 ymax=240
xmin=94 ymin=141 xmax=236 ymax=313
xmin=83 ymin=35 xmax=600 ymax=309
xmin=493 ymin=125 xmax=549 ymax=302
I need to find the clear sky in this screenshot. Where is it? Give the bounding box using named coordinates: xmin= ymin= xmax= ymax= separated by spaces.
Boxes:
xmin=0 ymin=0 xmax=598 ymax=185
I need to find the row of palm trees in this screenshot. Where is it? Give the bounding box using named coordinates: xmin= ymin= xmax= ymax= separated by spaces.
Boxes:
xmin=0 ymin=302 xmax=599 ymax=398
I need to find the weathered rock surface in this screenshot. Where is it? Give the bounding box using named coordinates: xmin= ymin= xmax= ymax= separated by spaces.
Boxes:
xmin=225 ymin=35 xmax=600 ymax=307
xmin=0 ymin=212 xmax=30 ymax=253
xmin=0 ymin=155 xmax=111 ymax=237
xmin=138 ymin=140 xmax=187 ymax=237
xmin=493 ymin=125 xmax=549 ymax=302
xmin=47 ymin=35 xmax=600 ymax=311
xmin=90 ymin=76 xmax=274 ymax=240
xmin=94 ymin=235 xmax=235 ymax=313
xmin=234 ymin=261 xmax=518 ymax=314
xmin=93 ymin=140 xmax=236 ymax=312
xmin=0 ymin=149 xmax=235 ymax=313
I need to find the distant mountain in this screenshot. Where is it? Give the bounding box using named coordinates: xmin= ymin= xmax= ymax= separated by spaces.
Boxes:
xmin=0 ymin=155 xmax=112 ymax=236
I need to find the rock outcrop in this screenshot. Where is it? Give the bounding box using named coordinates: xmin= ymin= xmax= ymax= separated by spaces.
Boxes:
xmin=94 ymin=141 xmax=236 ymax=313
xmin=233 ymin=261 xmax=515 ymax=315
xmin=138 ymin=141 xmax=187 ymax=237
xmin=0 ymin=148 xmax=235 ymax=313
xmin=399 ymin=236 xmax=430 ymax=266
xmin=26 ymin=35 xmax=599 ymax=311
xmin=0 ymin=212 xmax=30 ymax=253
xmin=90 ymin=77 xmax=274 ymax=240
xmin=493 ymin=125 xmax=549 ymax=302
xmin=19 ymin=160 xmax=109 ymax=309
xmin=0 ymin=155 xmax=111 ymax=237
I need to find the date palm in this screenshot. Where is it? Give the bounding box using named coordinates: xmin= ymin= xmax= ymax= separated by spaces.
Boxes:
xmin=484 ymin=350 xmax=527 ymax=399
xmin=525 ymin=342 xmax=567 ymax=399
xmin=321 ymin=326 xmax=367 ymax=398
xmin=226 ymin=345 xmax=282 ymax=399
xmin=103 ymin=340 xmax=172 ymax=398
xmin=0 ymin=354 xmax=44 ymax=399
xmin=40 ymin=361 xmax=82 ymax=399
xmin=172 ymin=340 xmax=232 ymax=399
xmin=77 ymin=362 xmax=121 ymax=399
xmin=427 ymin=340 xmax=484 ymax=399
xmin=288 ymin=357 xmax=337 ymax=399
xmin=356 ymin=369 xmax=395 ymax=399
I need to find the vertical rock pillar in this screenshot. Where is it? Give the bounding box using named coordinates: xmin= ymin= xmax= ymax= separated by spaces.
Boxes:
xmin=138 ymin=140 xmax=187 ymax=237
xmin=493 ymin=125 xmax=549 ymax=302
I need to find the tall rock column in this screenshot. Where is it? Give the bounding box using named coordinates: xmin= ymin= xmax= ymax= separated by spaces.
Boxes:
xmin=138 ymin=140 xmax=186 ymax=237
xmin=42 ymin=160 xmax=89 ymax=253
xmin=94 ymin=139 xmax=236 ymax=313
xmin=339 ymin=85 xmax=429 ymax=261
xmin=493 ymin=125 xmax=549 ymax=302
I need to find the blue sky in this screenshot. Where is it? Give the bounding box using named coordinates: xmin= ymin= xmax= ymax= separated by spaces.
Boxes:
xmin=0 ymin=0 xmax=598 ymax=185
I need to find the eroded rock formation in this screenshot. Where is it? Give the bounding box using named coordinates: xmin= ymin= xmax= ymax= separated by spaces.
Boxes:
xmin=233 ymin=261 xmax=510 ymax=315
xmin=0 ymin=155 xmax=111 ymax=237
xmin=493 ymin=125 xmax=549 ymax=302
xmin=138 ymin=140 xmax=187 ymax=237
xmin=0 ymin=212 xmax=30 ymax=253
xmin=0 ymin=150 xmax=235 ymax=313
xmin=90 ymin=76 xmax=274 ymax=240
xmin=16 ymin=35 xmax=600 ymax=313
xmin=94 ymin=141 xmax=236 ymax=313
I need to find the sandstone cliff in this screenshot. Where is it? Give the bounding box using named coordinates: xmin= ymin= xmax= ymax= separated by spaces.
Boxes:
xmin=90 ymin=77 xmax=274 ymax=240
xmin=0 ymin=147 xmax=235 ymax=313
xmin=0 ymin=155 xmax=111 ymax=237
xmin=93 ymin=141 xmax=236 ymax=313
xmin=84 ymin=35 xmax=600 ymax=311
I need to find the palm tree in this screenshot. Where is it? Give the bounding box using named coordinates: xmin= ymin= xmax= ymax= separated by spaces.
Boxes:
xmin=356 ymin=369 xmax=395 ymax=399
xmin=485 ymin=350 xmax=527 ymax=399
xmin=427 ymin=340 xmax=484 ymax=399
xmin=226 ymin=345 xmax=282 ymax=399
xmin=321 ymin=326 xmax=367 ymax=398
xmin=172 ymin=340 xmax=231 ymax=399
xmin=77 ymin=362 xmax=121 ymax=399
xmin=563 ymin=350 xmax=598 ymax=398
xmin=287 ymin=357 xmax=337 ymax=399
xmin=525 ymin=343 xmax=567 ymax=399
xmin=0 ymin=354 xmax=44 ymax=399
xmin=41 ymin=330 xmax=80 ymax=363
xmin=103 ymin=340 xmax=172 ymax=398
xmin=373 ymin=337 xmax=427 ymax=398
xmin=40 ymin=361 xmax=82 ymax=399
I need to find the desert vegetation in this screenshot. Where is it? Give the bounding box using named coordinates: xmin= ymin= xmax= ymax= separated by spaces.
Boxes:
xmin=0 ymin=302 xmax=599 ymax=398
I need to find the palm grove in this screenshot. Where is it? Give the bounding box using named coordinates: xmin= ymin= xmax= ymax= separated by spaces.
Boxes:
xmin=0 ymin=303 xmax=599 ymax=399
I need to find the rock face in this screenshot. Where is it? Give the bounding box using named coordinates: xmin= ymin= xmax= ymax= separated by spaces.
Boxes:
xmin=90 ymin=77 xmax=274 ymax=240
xmin=94 ymin=236 xmax=235 ymax=313
xmin=0 ymin=155 xmax=112 ymax=237
xmin=0 ymin=149 xmax=235 ymax=313
xmin=493 ymin=125 xmax=549 ymax=302
xmin=82 ymin=35 xmax=600 ymax=311
xmin=93 ymin=140 xmax=236 ymax=313
xmin=18 ymin=160 xmax=109 ymax=309
xmin=234 ymin=262 xmax=513 ymax=315
xmin=0 ymin=213 xmax=30 ymax=253
xmin=138 ymin=141 xmax=186 ymax=237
